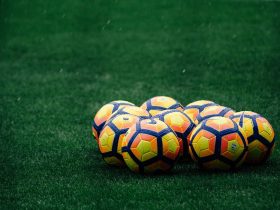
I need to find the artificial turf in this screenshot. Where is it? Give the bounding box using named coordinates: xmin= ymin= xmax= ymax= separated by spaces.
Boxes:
xmin=0 ymin=0 xmax=280 ymax=209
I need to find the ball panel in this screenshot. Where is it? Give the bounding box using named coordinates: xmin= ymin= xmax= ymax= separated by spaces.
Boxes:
xmin=113 ymin=100 xmax=135 ymax=105
xmin=205 ymin=117 xmax=235 ymax=132
xmin=117 ymin=134 xmax=125 ymax=154
xmin=183 ymin=108 xmax=199 ymax=122
xmin=145 ymin=135 xmax=158 ymax=154
xmin=94 ymin=104 xmax=114 ymax=126
xmin=256 ymin=117 xmax=274 ymax=143
xmin=103 ymin=156 xmax=124 ymax=166
xmin=122 ymin=152 xmax=140 ymax=173
xmin=123 ymin=125 xmax=137 ymax=145
xmin=243 ymin=111 xmax=259 ymax=117
xmin=129 ymin=133 xmax=158 ymax=162
xmin=224 ymin=110 xmax=235 ymax=118
xmin=140 ymin=120 xmax=161 ymax=131
xmin=200 ymin=106 xmax=222 ymax=117
xmin=165 ymin=112 xmax=185 ymax=127
xmin=141 ymin=102 xmax=147 ymax=110
xmin=246 ymin=140 xmax=268 ymax=164
xmin=241 ymin=117 xmax=255 ymax=138
xmin=136 ymin=139 xmax=157 ymax=161
xmin=142 ymin=152 xmax=157 ymax=162
xmin=221 ymin=134 xmax=244 ymax=161
xmin=186 ymin=100 xmax=215 ymax=107
xmin=237 ymin=125 xmax=248 ymax=146
xmin=149 ymin=110 xmax=162 ymax=116
xmin=140 ymin=119 xmax=168 ymax=133
xmin=131 ymin=147 xmax=142 ymax=161
xmin=130 ymin=134 xmax=144 ymax=158
xmin=191 ymin=129 xmax=216 ymax=144
xmin=188 ymin=123 xmax=203 ymax=145
xmin=202 ymin=159 xmax=231 ymax=170
xmin=99 ymin=127 xmax=115 ymax=153
xmin=124 ymin=106 xmax=150 ymax=118
xmin=177 ymin=137 xmax=184 ymax=155
xmin=184 ymin=100 xmax=217 ymax=122
xmin=189 ymin=145 xmax=197 ymax=162
xmin=92 ymin=126 xmax=98 ymax=142
xmin=110 ymin=106 xmax=150 ymax=120
xmin=111 ymin=116 xmax=124 ymax=130
xmin=176 ymin=106 xmax=184 ymax=112
xmin=167 ymin=111 xmax=193 ymax=132
xmin=144 ymin=160 xmax=172 ymax=174
xmin=162 ymin=132 xmax=180 ymax=160
xmin=195 ymin=106 xmax=235 ymax=124
xmin=192 ymin=136 xmax=215 ymax=158
xmin=129 ymin=134 xmax=144 ymax=149
xmin=151 ymin=96 xmax=177 ymax=107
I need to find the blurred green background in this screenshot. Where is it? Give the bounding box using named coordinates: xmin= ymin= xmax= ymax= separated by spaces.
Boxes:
xmin=1 ymin=0 xmax=279 ymax=209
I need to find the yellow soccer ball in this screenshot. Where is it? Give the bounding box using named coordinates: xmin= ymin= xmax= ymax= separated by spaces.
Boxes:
xmin=189 ymin=117 xmax=248 ymax=170
xmin=184 ymin=100 xmax=217 ymax=122
xmin=108 ymin=106 xmax=151 ymax=121
xmin=92 ymin=100 xmax=135 ymax=142
xmin=195 ymin=105 xmax=235 ymax=125
xmin=98 ymin=114 xmax=139 ymax=166
xmin=140 ymin=96 xmax=184 ymax=116
xmin=230 ymin=111 xmax=275 ymax=164
xmin=122 ymin=119 xmax=180 ymax=174
xmin=153 ymin=109 xmax=196 ymax=159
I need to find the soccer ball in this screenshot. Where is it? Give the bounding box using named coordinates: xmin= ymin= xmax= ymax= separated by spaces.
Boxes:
xmin=230 ymin=111 xmax=275 ymax=164
xmin=195 ymin=105 xmax=235 ymax=125
xmin=92 ymin=100 xmax=135 ymax=142
xmin=189 ymin=117 xmax=248 ymax=170
xmin=98 ymin=114 xmax=140 ymax=166
xmin=109 ymin=106 xmax=151 ymax=121
xmin=140 ymin=96 xmax=184 ymax=116
xmin=184 ymin=100 xmax=217 ymax=122
xmin=122 ymin=119 xmax=180 ymax=174
xmin=153 ymin=110 xmax=196 ymax=159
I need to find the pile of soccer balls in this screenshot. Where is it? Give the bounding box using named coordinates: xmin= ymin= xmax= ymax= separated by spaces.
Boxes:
xmin=92 ymin=96 xmax=275 ymax=174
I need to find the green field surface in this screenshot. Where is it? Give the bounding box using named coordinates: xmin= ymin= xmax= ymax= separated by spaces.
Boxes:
xmin=1 ymin=0 xmax=280 ymax=209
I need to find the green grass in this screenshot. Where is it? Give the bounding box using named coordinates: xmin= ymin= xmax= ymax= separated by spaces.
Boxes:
xmin=1 ymin=0 xmax=280 ymax=209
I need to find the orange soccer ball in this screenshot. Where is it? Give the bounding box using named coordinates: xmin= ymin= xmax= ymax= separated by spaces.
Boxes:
xmin=189 ymin=117 xmax=248 ymax=170
xmin=230 ymin=111 xmax=275 ymax=164
xmin=153 ymin=110 xmax=195 ymax=159
xmin=122 ymin=119 xmax=180 ymax=174
xmin=92 ymin=100 xmax=135 ymax=142
xmin=140 ymin=96 xmax=184 ymax=116
xmin=184 ymin=100 xmax=217 ymax=122
xmin=99 ymin=114 xmax=140 ymax=166
xmin=195 ymin=105 xmax=235 ymax=125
